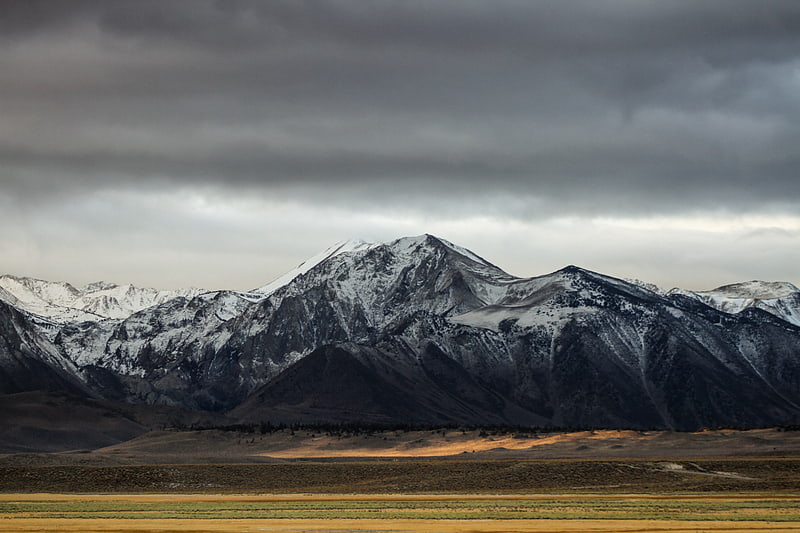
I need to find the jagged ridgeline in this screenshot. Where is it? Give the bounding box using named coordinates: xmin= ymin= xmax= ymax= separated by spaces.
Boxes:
xmin=2 ymin=234 xmax=800 ymax=431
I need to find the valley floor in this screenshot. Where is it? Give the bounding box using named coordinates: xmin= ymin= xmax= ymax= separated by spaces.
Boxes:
xmin=1 ymin=458 xmax=800 ymax=493
xmin=2 ymin=493 xmax=800 ymax=533
xmin=3 ymin=428 xmax=800 ymax=532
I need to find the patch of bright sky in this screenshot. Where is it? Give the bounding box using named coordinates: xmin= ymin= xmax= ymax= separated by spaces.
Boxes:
xmin=2 ymin=188 xmax=798 ymax=292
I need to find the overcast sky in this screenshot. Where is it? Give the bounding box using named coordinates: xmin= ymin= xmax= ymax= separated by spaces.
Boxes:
xmin=1 ymin=0 xmax=799 ymax=291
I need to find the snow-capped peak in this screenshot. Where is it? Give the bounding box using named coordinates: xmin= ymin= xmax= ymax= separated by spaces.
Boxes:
xmin=398 ymin=234 xmax=495 ymax=268
xmin=381 ymin=234 xmax=513 ymax=280
xmin=0 ymin=275 xmax=80 ymax=308
xmin=0 ymin=274 xmax=204 ymax=325
xmin=252 ymin=238 xmax=377 ymax=297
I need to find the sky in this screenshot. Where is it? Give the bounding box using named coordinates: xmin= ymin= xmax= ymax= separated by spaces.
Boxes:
xmin=1 ymin=0 xmax=799 ymax=291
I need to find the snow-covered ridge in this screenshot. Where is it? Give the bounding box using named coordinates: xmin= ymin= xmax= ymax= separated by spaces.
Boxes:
xmin=671 ymin=281 xmax=800 ymax=327
xmin=252 ymin=239 xmax=377 ymax=297
xmin=7 ymin=234 xmax=800 ymax=428
xmin=451 ymin=266 xmax=648 ymax=332
xmin=3 ymin=236 xmax=799 ymax=331
xmin=0 ymin=274 xmax=204 ymax=324
xmin=699 ymin=281 xmax=799 ymax=300
xmin=625 ymin=277 xmax=800 ymax=327
xmin=249 ymin=234 xmax=511 ymax=328
xmin=429 ymin=235 xmax=494 ymax=267
xmin=625 ymin=278 xmax=670 ymax=296
xmin=252 ymin=235 xmax=510 ymax=298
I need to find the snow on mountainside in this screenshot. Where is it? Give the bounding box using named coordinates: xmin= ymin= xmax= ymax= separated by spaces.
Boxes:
xmin=670 ymin=281 xmax=800 ymax=327
xmin=625 ymin=278 xmax=670 ymax=296
xmin=0 ymin=274 xmax=204 ymax=324
xmin=4 ymin=234 xmax=800 ymax=429
xmin=262 ymin=234 xmax=521 ymax=329
xmin=625 ymin=278 xmax=800 ymax=328
xmin=222 ymin=236 xmax=800 ymax=429
xmin=450 ymin=266 xmax=651 ymax=332
xmin=59 ymin=289 xmax=255 ymax=371
xmin=52 ymin=234 xmax=526 ymax=410
xmin=251 ymin=239 xmax=377 ymax=297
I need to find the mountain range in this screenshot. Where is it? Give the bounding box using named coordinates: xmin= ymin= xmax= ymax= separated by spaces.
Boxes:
xmin=2 ymin=234 xmax=799 ymax=435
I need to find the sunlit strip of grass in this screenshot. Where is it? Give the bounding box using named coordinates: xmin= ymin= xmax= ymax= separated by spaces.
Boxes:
xmin=3 ymin=498 xmax=800 ymax=521
xmin=7 ymin=511 xmax=800 ymax=521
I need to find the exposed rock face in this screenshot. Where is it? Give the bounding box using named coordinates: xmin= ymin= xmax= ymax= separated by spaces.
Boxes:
xmin=0 ymin=300 xmax=87 ymax=395
xmin=3 ymin=234 xmax=800 ymax=430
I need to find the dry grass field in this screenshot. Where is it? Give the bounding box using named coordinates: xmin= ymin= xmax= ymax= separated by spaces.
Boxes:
xmin=5 ymin=517 xmax=800 ymax=533
xmin=3 ymin=428 xmax=800 ymax=532
xmin=2 ymin=493 xmax=800 ymax=533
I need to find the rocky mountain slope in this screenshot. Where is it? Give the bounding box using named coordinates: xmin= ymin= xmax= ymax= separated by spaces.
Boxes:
xmin=0 ymin=300 xmax=87 ymax=396
xmin=2 ymin=234 xmax=800 ymax=430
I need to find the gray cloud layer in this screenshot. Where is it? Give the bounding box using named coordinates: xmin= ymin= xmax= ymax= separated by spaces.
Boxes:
xmin=1 ymin=1 xmax=799 ymax=288
xmin=3 ymin=1 xmax=799 ymax=212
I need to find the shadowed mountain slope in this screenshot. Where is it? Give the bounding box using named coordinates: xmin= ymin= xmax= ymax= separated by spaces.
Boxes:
xmin=2 ymin=234 xmax=800 ymax=431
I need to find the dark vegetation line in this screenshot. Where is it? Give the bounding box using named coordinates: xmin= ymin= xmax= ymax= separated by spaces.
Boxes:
xmin=168 ymin=421 xmax=800 ymax=435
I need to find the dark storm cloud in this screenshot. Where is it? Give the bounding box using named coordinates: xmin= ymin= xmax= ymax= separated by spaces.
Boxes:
xmin=2 ymin=0 xmax=800 ymax=216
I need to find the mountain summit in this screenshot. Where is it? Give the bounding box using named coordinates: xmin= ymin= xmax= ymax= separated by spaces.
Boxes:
xmin=2 ymin=235 xmax=800 ymax=430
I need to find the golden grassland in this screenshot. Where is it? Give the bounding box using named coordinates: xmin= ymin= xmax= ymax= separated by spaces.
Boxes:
xmin=87 ymin=427 xmax=800 ymax=462
xmin=255 ymin=429 xmax=653 ymax=458
xmin=1 ymin=493 xmax=800 ymax=532
xmin=3 ymin=428 xmax=800 ymax=532
xmin=3 ymin=518 xmax=800 ymax=533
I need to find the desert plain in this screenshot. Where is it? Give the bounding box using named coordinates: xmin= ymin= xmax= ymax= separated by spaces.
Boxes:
xmin=2 ymin=427 xmax=800 ymax=532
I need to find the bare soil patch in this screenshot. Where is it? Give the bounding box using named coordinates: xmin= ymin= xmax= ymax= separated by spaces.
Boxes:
xmin=5 ymin=427 xmax=798 ymax=466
